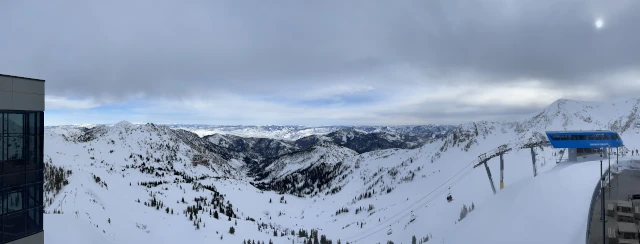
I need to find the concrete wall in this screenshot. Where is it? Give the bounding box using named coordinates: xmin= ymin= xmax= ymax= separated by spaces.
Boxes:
xmin=6 ymin=231 xmax=43 ymax=244
xmin=0 ymin=75 xmax=45 ymax=111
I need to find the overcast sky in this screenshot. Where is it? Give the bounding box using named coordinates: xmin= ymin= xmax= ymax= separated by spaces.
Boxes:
xmin=2 ymin=0 xmax=639 ymax=126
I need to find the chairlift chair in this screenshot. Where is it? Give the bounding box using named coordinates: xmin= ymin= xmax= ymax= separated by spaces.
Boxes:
xmin=410 ymin=214 xmax=417 ymax=222
xmin=387 ymin=225 xmax=392 ymax=235
xmin=446 ymin=187 xmax=453 ymax=202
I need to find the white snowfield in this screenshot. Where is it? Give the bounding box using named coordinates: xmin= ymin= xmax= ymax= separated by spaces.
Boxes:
xmin=444 ymin=160 xmax=611 ymax=244
xmin=40 ymin=98 xmax=640 ymax=244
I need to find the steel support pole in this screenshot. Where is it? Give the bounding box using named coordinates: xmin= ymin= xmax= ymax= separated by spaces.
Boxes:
xmin=500 ymin=153 xmax=504 ymax=189
xmin=530 ymin=147 xmax=538 ymax=177
xmin=608 ymin=145 xmax=611 ymax=188
xmin=601 ymin=157 xmax=605 ymax=244
xmin=483 ymin=162 xmax=497 ymax=195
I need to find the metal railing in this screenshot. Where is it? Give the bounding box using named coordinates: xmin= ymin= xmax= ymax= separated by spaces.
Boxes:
xmin=585 ymin=165 xmax=612 ymax=244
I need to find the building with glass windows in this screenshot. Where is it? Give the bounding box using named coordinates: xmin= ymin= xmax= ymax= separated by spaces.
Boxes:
xmin=0 ymin=74 xmax=44 ymax=244
xmin=545 ymin=130 xmax=624 ymax=162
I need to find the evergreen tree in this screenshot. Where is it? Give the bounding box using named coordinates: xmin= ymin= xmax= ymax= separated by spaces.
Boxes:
xmin=459 ymin=204 xmax=469 ymax=221
xmin=412 ymin=235 xmax=417 ymax=244
xmin=214 ymin=210 xmax=219 ymax=219
xmin=229 ymin=226 xmax=235 ymax=234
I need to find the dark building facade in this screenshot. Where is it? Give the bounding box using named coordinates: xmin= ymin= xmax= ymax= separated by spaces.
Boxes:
xmin=0 ymin=74 xmax=44 ymax=244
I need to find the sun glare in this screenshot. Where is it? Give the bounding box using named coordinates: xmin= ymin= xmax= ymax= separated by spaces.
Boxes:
xmin=594 ymin=18 xmax=604 ymax=29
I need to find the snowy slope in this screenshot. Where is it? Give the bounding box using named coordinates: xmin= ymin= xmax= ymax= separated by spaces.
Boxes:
xmin=443 ymin=159 xmax=618 ymax=244
xmin=42 ymin=98 xmax=640 ymax=244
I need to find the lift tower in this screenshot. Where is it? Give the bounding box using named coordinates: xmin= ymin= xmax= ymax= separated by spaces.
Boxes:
xmin=473 ymin=144 xmax=512 ymax=195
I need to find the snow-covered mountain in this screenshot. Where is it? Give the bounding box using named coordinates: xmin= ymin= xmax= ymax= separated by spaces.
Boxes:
xmin=43 ymin=98 xmax=640 ymax=244
xmin=49 ymin=124 xmax=455 ymax=140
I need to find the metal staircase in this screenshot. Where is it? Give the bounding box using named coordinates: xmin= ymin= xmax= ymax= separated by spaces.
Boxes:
xmin=556 ymin=149 xmax=565 ymax=164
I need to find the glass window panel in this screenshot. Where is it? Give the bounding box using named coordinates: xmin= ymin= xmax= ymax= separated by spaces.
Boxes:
xmin=3 ymin=211 xmax=25 ymax=242
xmin=7 ymin=113 xmax=23 ymax=134
xmin=37 ymin=183 xmax=42 ymax=207
xmin=7 ymin=135 xmax=23 ymax=160
xmin=37 ymin=136 xmax=43 ymax=157
xmin=4 ymin=135 xmax=24 ymax=174
xmin=38 ymin=112 xmax=44 ymax=136
xmin=4 ymin=158 xmax=24 ymax=174
xmin=37 ymin=154 xmax=43 ymax=170
xmin=1 ymin=113 xmax=5 ymax=134
xmin=4 ymin=188 xmax=23 ymax=213
xmin=28 ymin=113 xmax=36 ymax=136
xmin=0 ymin=136 xmax=4 ymax=172
xmin=3 ymin=173 xmax=24 ymax=188
xmin=27 ymin=185 xmax=35 ymax=208
xmin=27 ymin=136 xmax=36 ymax=171
xmin=26 ymin=207 xmax=42 ymax=235
xmin=38 ymin=206 xmax=43 ymax=230
xmin=26 ymin=170 xmax=39 ymax=184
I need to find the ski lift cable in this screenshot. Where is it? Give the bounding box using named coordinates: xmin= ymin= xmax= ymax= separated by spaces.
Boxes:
xmin=345 ymin=166 xmax=476 ymax=242
xmin=342 ymin=162 xmax=474 ymax=241
xmin=348 ymin=168 xmax=475 ymax=243
xmin=345 ymin=165 xmax=475 ymax=241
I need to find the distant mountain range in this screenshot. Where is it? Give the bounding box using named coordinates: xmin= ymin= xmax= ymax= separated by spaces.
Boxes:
xmin=47 ymin=124 xmax=455 ymax=140
xmin=42 ymin=98 xmax=640 ymax=243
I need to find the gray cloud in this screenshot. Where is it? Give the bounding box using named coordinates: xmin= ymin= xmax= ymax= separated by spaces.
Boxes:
xmin=2 ymin=0 xmax=640 ymax=124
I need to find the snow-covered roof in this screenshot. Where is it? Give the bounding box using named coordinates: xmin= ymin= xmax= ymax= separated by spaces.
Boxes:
xmin=618 ymin=238 xmax=640 ymax=244
xmin=618 ymin=200 xmax=633 ymax=208
xmin=618 ymin=222 xmax=638 ymax=233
